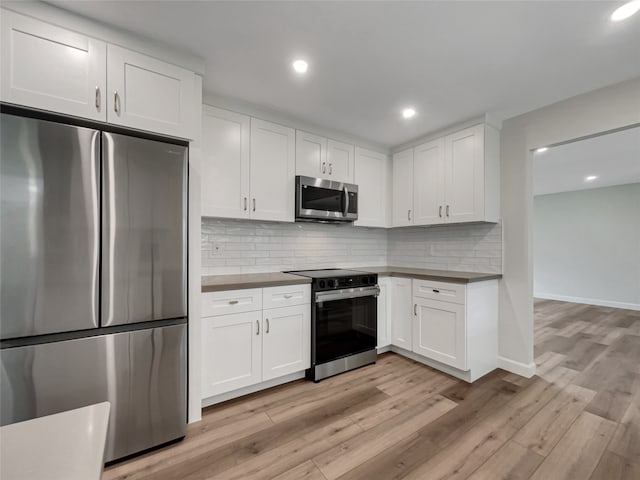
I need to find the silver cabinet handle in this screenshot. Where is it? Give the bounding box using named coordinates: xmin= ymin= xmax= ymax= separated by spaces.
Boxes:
xmin=439 ymin=205 xmax=443 ymax=218
xmin=322 ymin=162 xmax=326 ymax=174
xmin=244 ymin=197 xmax=248 ymax=211
xmin=284 ymin=294 xmax=293 ymax=299
xmin=228 ymin=300 xmax=239 ymax=305
xmin=114 ymin=90 xmax=120 ymax=114
xmin=408 ymin=209 xmax=412 ymax=221
xmin=446 ymin=205 xmax=450 ymax=217
xmin=95 ymin=86 xmax=101 ymax=110
xmin=256 ymin=320 xmax=260 ymax=335
xmin=329 ymin=163 xmax=333 ymax=175
xmin=265 ymin=318 xmax=270 ymax=334
xmin=253 ymin=198 xmax=256 ymax=212
xmin=414 ymin=304 xmax=417 ymax=316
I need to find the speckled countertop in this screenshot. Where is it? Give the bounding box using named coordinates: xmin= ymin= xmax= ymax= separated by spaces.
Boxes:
xmin=202 ymin=272 xmax=311 ymax=292
xmin=356 ymin=266 xmax=502 ymax=284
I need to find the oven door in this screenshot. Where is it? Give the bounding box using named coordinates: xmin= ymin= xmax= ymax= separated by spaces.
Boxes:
xmin=313 ymin=286 xmax=378 ymax=365
xmin=296 ymin=175 xmax=358 ymax=222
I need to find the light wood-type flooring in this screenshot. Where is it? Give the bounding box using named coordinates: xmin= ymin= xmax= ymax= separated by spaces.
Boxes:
xmin=105 ymin=299 xmax=640 ymax=479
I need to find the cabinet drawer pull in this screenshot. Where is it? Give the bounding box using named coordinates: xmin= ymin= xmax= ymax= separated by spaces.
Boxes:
xmin=228 ymin=300 xmax=239 ymax=305
xmin=329 ymin=163 xmax=333 ymax=175
xmin=414 ymin=304 xmax=417 ymax=316
xmin=256 ymin=320 xmax=260 ymax=335
xmin=438 ymin=205 xmax=442 ymax=218
xmin=408 ymin=209 xmax=412 ymax=221
xmin=253 ymin=198 xmax=256 ymax=212
xmin=114 ymin=90 xmax=120 ymax=114
xmin=446 ymin=205 xmax=450 ymax=217
xmin=265 ymin=318 xmax=270 ymax=334
xmin=95 ymin=86 xmax=101 ymax=110
xmin=284 ymin=294 xmax=293 ymax=299
xmin=322 ymin=162 xmax=326 ymax=174
xmin=244 ymin=197 xmax=247 ymax=211
xmin=432 ymin=289 xmax=440 ymax=294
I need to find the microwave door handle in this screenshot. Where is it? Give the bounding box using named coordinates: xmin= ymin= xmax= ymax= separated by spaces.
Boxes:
xmin=343 ymin=186 xmax=349 ymax=217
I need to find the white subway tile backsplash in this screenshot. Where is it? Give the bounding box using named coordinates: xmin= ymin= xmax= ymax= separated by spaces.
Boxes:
xmin=201 ymin=218 xmax=502 ymax=275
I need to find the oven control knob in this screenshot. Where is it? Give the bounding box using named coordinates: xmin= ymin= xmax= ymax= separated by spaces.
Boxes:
xmin=319 ymin=280 xmax=326 ymax=289
xmin=329 ymin=279 xmax=338 ymax=289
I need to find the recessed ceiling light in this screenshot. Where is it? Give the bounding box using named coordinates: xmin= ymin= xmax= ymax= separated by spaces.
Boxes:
xmin=402 ymin=108 xmax=416 ymax=119
xmin=292 ymin=60 xmax=308 ymax=74
xmin=535 ymin=147 xmax=548 ymax=153
xmin=611 ymin=1 xmax=640 ymax=21
xmin=585 ymin=175 xmax=598 ymax=182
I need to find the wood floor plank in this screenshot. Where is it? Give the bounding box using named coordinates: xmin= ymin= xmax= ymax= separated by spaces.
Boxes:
xmin=512 ymin=383 xmax=597 ymax=456
xmin=273 ymin=460 xmax=328 ymax=480
xmin=466 ymin=440 xmax=544 ymax=480
xmin=607 ymin=389 xmax=640 ymax=465
xmin=589 ymin=451 xmax=640 ymax=480
xmin=314 ymin=394 xmax=456 ymax=480
xmin=529 ymin=411 xmax=617 ymax=480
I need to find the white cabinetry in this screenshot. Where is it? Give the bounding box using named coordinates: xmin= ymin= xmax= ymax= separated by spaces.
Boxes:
xmin=201 ymin=284 xmax=310 ymax=400
xmin=201 ymin=106 xmax=250 ymax=219
xmin=354 ymin=147 xmax=389 ymax=228
xmin=392 ymin=149 xmax=414 ymax=227
xmin=250 ymin=118 xmax=295 ymax=222
xmin=0 ymin=9 xmax=197 ymax=139
xmin=295 ymin=131 xmax=354 ymax=183
xmin=106 ymin=45 xmax=195 ymax=139
xmin=392 ymin=123 xmax=500 ymax=226
xmin=390 ymin=277 xmax=413 ymax=350
xmin=1 ymin=10 xmax=106 ymax=121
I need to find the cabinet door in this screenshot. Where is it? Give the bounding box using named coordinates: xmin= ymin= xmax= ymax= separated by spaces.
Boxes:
xmin=376 ymin=277 xmax=391 ymax=348
xmin=201 ymin=311 xmax=262 ymax=398
xmin=390 ymin=277 xmax=412 ymax=350
xmin=413 ymin=298 xmax=466 ymax=370
xmin=327 ymin=139 xmax=355 ymax=183
xmin=354 ymin=147 xmax=388 ymax=228
xmin=249 ymin=118 xmax=295 ymax=222
xmin=107 ymin=45 xmax=195 ymax=139
xmin=413 ymin=138 xmax=445 ymax=225
xmin=392 ymin=149 xmax=414 ymax=227
xmin=201 ymin=106 xmax=250 ymax=219
xmin=295 ymin=130 xmax=326 ymax=178
xmin=0 ymin=10 xmax=106 ymax=121
xmin=262 ymin=305 xmax=310 ymax=381
xmin=444 ymin=124 xmax=484 ymax=223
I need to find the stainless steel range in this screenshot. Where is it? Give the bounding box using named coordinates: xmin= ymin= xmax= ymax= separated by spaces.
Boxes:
xmin=286 ymin=269 xmax=379 ymax=381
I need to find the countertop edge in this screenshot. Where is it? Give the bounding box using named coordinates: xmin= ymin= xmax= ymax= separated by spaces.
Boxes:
xmin=201 ymin=275 xmax=311 ymax=293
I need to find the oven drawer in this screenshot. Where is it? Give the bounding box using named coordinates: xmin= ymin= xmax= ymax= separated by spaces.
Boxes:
xmin=201 ymin=288 xmax=263 ymax=317
xmin=413 ymin=279 xmax=466 ymax=305
xmin=263 ymin=284 xmax=311 ymax=309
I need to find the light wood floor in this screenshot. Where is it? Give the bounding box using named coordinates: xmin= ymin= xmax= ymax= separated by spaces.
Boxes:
xmin=105 ymin=299 xmax=640 ymax=480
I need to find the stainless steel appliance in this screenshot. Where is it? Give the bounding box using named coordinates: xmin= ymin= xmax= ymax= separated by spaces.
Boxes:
xmin=286 ymin=269 xmax=378 ymax=381
xmin=295 ymin=175 xmax=358 ymax=222
xmin=0 ymin=111 xmax=188 ymax=462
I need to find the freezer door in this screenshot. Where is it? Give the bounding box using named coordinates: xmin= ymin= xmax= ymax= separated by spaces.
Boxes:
xmin=0 ymin=114 xmax=100 ymax=339
xmin=0 ymin=323 xmax=187 ymax=462
xmin=102 ymin=132 xmax=187 ymax=327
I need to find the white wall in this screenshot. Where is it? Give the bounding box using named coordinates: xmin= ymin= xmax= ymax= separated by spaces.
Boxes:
xmin=533 ymin=184 xmax=640 ymax=310
xmin=499 ymin=77 xmax=640 ymax=377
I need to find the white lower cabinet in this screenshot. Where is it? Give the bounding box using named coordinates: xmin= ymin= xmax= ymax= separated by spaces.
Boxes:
xmin=262 ymin=305 xmax=310 ymax=381
xmin=390 ymin=277 xmax=413 ymax=350
xmin=413 ymin=297 xmax=466 ymax=370
xmin=201 ymin=284 xmax=310 ymax=400
xmin=376 ymin=277 xmax=391 ymax=349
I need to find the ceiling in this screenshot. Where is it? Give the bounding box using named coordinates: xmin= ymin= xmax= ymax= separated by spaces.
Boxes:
xmin=48 ymin=1 xmax=640 ymax=148
xmin=533 ymin=125 xmax=640 ymax=196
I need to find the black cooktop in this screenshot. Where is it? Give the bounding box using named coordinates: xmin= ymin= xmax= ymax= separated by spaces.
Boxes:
xmin=286 ymin=269 xmax=369 ymax=279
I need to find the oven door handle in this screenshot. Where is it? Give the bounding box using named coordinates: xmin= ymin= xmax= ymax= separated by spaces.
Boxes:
xmin=315 ymin=286 xmax=380 ymax=303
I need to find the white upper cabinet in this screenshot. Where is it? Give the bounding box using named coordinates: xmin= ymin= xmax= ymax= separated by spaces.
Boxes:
xmin=392 ymin=149 xmax=414 ymax=227
xmin=326 ymin=139 xmax=354 ymax=183
xmin=295 ymin=130 xmax=354 ymax=183
xmin=201 ymin=106 xmax=250 ymax=219
xmin=413 ymin=138 xmax=445 ymax=225
xmin=354 ymin=147 xmax=389 ymax=228
xmin=391 ymin=122 xmax=500 ymax=226
xmin=1 ymin=10 xmax=107 ymax=121
xmin=107 ymin=45 xmax=195 ymax=139
xmin=250 ymin=118 xmax=295 ymax=222
xmin=295 ymin=130 xmax=327 ymax=178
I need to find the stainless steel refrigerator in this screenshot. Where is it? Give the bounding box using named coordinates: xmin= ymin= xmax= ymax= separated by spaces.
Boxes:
xmin=0 ymin=112 xmax=188 ymax=462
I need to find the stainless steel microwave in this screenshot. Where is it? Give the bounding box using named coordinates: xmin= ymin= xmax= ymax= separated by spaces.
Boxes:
xmin=295 ymin=175 xmax=358 ymax=222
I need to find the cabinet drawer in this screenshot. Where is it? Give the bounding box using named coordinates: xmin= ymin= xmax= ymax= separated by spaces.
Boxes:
xmin=202 ymin=288 xmax=262 ymax=317
xmin=413 ymin=279 xmax=465 ymax=305
xmin=263 ymin=284 xmax=311 ymax=310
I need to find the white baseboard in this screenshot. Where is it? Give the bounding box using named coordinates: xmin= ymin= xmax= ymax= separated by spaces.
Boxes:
xmin=535 ymin=292 xmax=640 ymax=311
xmin=497 ymin=356 xmax=536 ymax=378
